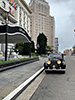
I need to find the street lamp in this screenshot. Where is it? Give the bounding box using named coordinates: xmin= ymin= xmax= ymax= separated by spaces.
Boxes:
xmin=5 ymin=11 xmax=9 ymax=61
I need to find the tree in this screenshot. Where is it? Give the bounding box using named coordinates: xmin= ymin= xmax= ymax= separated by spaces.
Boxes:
xmin=46 ymin=45 xmax=54 ymax=54
xmin=31 ymin=41 xmax=35 ymax=53
xmin=14 ymin=42 xmax=31 ymax=56
xmin=14 ymin=43 xmax=24 ymax=55
xmin=37 ymin=33 xmax=47 ymax=54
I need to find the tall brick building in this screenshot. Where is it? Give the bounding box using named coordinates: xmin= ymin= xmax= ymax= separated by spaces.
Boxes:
xmin=29 ymin=0 xmax=55 ymax=48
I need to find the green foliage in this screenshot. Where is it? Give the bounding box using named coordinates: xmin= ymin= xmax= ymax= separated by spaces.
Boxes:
xmin=46 ymin=45 xmax=54 ymax=54
xmin=0 ymin=57 xmax=39 ymax=68
xmin=23 ymin=43 xmax=31 ymax=55
xmin=37 ymin=33 xmax=47 ymax=55
xmin=47 ymin=46 xmax=52 ymax=50
xmin=31 ymin=41 xmax=35 ymax=53
xmin=15 ymin=43 xmax=24 ymax=55
xmin=14 ymin=41 xmax=35 ymax=56
xmin=14 ymin=43 xmax=31 ymax=56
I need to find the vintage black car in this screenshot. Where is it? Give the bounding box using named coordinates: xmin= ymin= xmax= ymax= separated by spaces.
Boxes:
xmin=44 ymin=53 xmax=66 ymax=73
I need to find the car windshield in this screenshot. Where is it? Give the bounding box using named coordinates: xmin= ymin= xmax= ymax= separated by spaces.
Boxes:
xmin=48 ymin=54 xmax=62 ymax=60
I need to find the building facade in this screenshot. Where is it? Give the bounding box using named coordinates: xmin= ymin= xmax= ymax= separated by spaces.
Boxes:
xmin=16 ymin=0 xmax=31 ymax=36
xmin=0 ymin=0 xmax=17 ymax=53
xmin=0 ymin=0 xmax=31 ymax=54
xmin=55 ymin=37 xmax=59 ymax=53
xmin=29 ymin=0 xmax=55 ymax=48
xmin=64 ymin=49 xmax=72 ymax=56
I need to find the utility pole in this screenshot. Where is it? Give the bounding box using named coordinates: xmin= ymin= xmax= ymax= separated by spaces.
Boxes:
xmin=5 ymin=12 xmax=9 ymax=61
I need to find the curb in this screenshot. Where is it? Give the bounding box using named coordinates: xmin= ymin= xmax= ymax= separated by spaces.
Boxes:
xmin=0 ymin=58 xmax=39 ymax=72
xmin=3 ymin=67 xmax=44 ymax=100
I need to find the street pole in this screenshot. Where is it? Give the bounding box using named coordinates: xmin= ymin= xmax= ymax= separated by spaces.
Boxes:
xmin=5 ymin=12 xmax=9 ymax=61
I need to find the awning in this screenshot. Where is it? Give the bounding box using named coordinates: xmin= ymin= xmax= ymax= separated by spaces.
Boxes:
xmin=0 ymin=25 xmax=31 ymax=43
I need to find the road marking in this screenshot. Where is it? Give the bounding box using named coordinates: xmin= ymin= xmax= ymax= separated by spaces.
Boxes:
xmin=16 ymin=72 xmax=45 ymax=100
xmin=3 ymin=67 xmax=44 ymax=100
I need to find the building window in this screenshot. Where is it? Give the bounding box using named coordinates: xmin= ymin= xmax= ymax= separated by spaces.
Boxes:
xmin=51 ymin=26 xmax=53 ymax=31
xmin=23 ymin=14 xmax=25 ymax=28
xmin=19 ymin=7 xmax=22 ymax=26
xmin=2 ymin=1 xmax=6 ymax=8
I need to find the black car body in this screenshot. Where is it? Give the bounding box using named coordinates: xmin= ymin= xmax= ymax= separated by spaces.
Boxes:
xmin=44 ymin=53 xmax=66 ymax=73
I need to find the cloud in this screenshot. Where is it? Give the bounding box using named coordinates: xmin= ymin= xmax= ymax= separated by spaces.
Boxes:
xmin=49 ymin=0 xmax=75 ymax=51
xmin=26 ymin=0 xmax=75 ymax=51
xmin=49 ymin=0 xmax=70 ymax=4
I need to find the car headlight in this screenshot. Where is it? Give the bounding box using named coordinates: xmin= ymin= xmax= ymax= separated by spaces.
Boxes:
xmin=47 ymin=61 xmax=51 ymax=65
xmin=57 ymin=60 xmax=61 ymax=64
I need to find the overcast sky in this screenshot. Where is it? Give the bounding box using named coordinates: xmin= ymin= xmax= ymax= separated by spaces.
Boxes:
xmin=26 ymin=0 xmax=75 ymax=52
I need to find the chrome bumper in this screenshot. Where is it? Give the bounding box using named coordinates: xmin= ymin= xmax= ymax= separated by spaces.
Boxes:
xmin=45 ymin=68 xmax=66 ymax=72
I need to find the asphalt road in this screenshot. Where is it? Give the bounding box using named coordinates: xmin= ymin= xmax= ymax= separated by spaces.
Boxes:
xmin=30 ymin=56 xmax=75 ymax=100
xmin=0 ymin=57 xmax=46 ymax=100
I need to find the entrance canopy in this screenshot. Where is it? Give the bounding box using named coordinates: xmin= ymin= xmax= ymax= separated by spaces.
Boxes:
xmin=0 ymin=25 xmax=31 ymax=43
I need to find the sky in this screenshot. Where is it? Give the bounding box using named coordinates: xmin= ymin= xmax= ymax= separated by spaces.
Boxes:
xmin=26 ymin=0 xmax=75 ymax=52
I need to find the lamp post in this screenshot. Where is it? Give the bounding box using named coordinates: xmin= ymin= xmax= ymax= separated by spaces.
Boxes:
xmin=5 ymin=11 xmax=9 ymax=61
